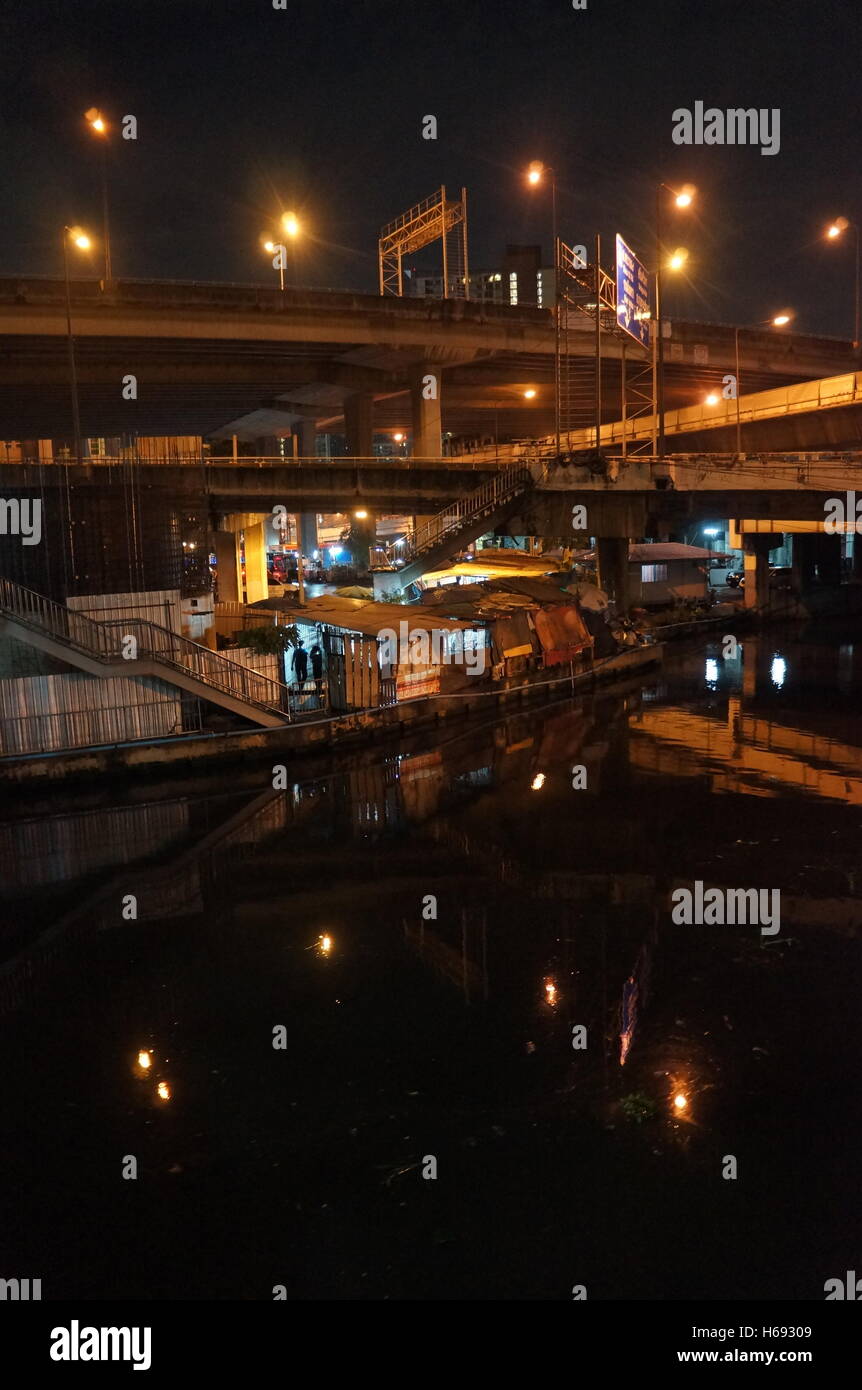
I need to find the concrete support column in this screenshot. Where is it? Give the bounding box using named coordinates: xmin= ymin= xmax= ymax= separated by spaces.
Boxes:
xmin=791 ymin=533 xmax=817 ymax=593
xmin=214 ymin=530 xmax=242 ymax=604
xmin=294 ymin=417 xmax=317 ymax=460
xmin=243 ymin=521 xmax=269 ymax=604
xmin=350 ymin=509 xmax=377 ymax=569
xmin=815 ymin=531 xmax=842 ymax=586
xmin=299 ymin=512 xmax=318 ymax=556
xmin=596 ymin=537 xmax=630 ymax=611
xmin=409 ymin=363 xmax=443 ymax=460
xmin=344 ymin=392 xmax=373 ymax=458
xmin=742 ymin=533 xmax=771 ymax=610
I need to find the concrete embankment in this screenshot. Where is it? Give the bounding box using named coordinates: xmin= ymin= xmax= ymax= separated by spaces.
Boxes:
xmin=0 ymin=648 xmax=661 ymax=789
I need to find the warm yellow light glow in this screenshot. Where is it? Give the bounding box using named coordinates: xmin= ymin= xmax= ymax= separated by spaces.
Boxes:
xmin=263 ymin=239 xmax=276 ymax=254
xmin=354 ymin=508 xmax=368 ymax=519
xmin=531 ymin=772 xmax=545 ymax=790
xmin=667 ymin=248 xmax=689 ymax=272
xmin=523 ymin=388 xmax=537 ymax=399
xmin=673 ymin=1092 xmax=687 ymax=1111
xmin=319 ymin=934 xmax=333 ymax=954
xmin=137 ymin=1050 xmax=152 ymax=1070
xmin=674 ymin=186 xmax=694 ymax=208
xmin=68 ymin=227 xmax=91 ymax=251
xmin=772 ymin=313 xmax=791 ymax=326
xmin=85 ymin=108 xmax=107 ymax=135
xmin=544 ymin=980 xmax=558 ymax=1004
xmin=393 ymin=432 xmax=404 ymax=442
xmin=157 ymin=1082 xmax=171 ymax=1101
xmin=282 ymin=212 xmax=300 ymax=238
xmin=827 ymin=224 xmax=841 ymax=239
xmin=527 ymin=161 xmax=544 ymax=186
xmin=704 ymin=393 xmax=719 ymax=406
xmin=827 ymin=217 xmax=849 ymax=239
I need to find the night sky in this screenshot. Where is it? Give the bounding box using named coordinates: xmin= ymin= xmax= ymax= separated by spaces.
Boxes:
xmin=1 ymin=0 xmax=859 ymax=336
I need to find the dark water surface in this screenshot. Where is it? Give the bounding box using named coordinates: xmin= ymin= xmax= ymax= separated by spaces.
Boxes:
xmin=1 ymin=626 xmax=860 ymax=1300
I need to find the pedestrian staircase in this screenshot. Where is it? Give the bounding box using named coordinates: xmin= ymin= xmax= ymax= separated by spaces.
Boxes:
xmin=394 ymin=461 xmax=539 ymax=588
xmin=0 ymin=578 xmax=292 ymax=727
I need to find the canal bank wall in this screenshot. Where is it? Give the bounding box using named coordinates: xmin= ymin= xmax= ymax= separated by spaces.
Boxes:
xmin=0 ymin=647 xmax=661 ymax=789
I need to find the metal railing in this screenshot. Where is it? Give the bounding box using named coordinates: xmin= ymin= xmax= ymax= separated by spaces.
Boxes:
xmin=0 ymin=700 xmax=196 ymax=758
xmin=405 ymin=463 xmax=535 ymax=560
xmin=0 ymin=578 xmax=291 ymax=719
xmin=97 ymin=619 xmax=291 ymax=716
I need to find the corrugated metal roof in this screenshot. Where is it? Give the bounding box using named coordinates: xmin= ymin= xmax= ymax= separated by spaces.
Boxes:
xmin=251 ymin=594 xmax=477 ymax=636
xmin=627 ymin=543 xmax=727 ymax=562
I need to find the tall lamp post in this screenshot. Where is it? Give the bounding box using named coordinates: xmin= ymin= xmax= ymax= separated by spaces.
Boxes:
xmin=63 ymin=225 xmax=92 ymax=464
xmin=655 ymin=182 xmax=695 ymax=458
xmin=263 ymin=212 xmax=300 ymax=292
xmin=705 ymin=314 xmax=793 ymax=452
xmin=492 ymin=387 xmax=537 ymax=454
xmin=526 ymin=162 xmax=560 ymax=458
xmin=825 ymin=218 xmax=860 ymax=350
xmin=84 ymin=109 xmax=112 ymax=287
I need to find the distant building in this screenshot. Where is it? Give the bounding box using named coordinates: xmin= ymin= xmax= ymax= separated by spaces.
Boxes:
xmin=406 ymin=244 xmax=555 ymax=307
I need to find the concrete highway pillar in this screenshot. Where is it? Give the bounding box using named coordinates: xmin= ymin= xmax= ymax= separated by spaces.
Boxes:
xmin=294 ymin=417 xmax=317 ymax=459
xmin=742 ymin=534 xmax=771 ymax=610
xmin=243 ymin=521 xmax=269 ymax=604
xmin=214 ymin=530 xmax=242 ymax=604
xmin=596 ymin=537 xmax=631 ymax=611
xmin=791 ymin=533 xmax=817 ymax=593
xmin=299 ymin=513 xmax=318 ymax=556
xmin=344 ymin=392 xmax=374 ymax=458
xmin=815 ymin=531 xmax=842 ymax=585
xmin=350 ymin=509 xmax=377 ymax=569
xmin=410 ymin=363 xmax=443 ymax=459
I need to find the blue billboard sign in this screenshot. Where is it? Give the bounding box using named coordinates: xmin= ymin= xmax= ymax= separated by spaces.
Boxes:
xmin=615 ymin=234 xmax=651 ymax=348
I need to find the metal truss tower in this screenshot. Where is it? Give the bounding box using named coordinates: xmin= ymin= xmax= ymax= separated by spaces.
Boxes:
xmin=555 ymin=237 xmax=654 ymax=456
xmin=378 ymin=186 xmax=469 ymax=299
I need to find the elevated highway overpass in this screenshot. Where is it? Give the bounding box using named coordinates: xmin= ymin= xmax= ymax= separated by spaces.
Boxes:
xmin=0 ymin=276 xmax=856 ymax=443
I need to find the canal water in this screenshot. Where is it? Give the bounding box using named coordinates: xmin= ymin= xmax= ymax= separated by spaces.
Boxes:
xmin=1 ymin=624 xmax=860 ymax=1300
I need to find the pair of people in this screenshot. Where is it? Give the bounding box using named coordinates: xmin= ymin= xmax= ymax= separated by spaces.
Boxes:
xmin=290 ymin=640 xmax=324 ymax=698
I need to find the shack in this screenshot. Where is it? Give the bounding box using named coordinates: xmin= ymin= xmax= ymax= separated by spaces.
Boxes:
xmin=627 ymin=543 xmax=726 ymax=607
xmin=250 ymin=595 xmax=487 ymax=711
xmin=420 ymin=577 xmax=593 ymax=680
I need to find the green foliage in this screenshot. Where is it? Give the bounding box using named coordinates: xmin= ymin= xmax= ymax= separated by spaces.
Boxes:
xmin=234 ymin=623 xmax=299 ymax=654
xmin=619 ymin=1091 xmax=659 ymax=1125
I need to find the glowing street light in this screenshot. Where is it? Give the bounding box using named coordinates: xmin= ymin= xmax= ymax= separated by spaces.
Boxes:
xmin=354 ymin=508 xmax=368 ymax=520
xmin=729 ymin=312 xmax=795 ymax=454
xmin=282 ymin=211 xmax=300 ymax=238
xmin=655 ymin=183 xmax=696 ymax=457
xmin=523 ymin=387 xmax=537 ymax=399
xmin=704 ymin=393 xmax=720 ymax=406
xmin=824 ymin=217 xmax=859 ymax=347
xmin=63 ymin=225 xmax=94 ymax=475
xmin=772 ymin=312 xmax=792 ymax=327
xmin=83 ymin=108 xmax=112 ymax=285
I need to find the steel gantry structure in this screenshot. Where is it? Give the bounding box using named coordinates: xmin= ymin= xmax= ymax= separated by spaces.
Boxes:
xmin=378 ymin=186 xmax=469 ymax=299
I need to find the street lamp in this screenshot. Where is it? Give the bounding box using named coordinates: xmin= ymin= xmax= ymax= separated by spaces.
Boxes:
xmin=62 ymin=225 xmax=93 ymax=465
xmin=825 ymin=218 xmax=860 ymax=349
xmin=526 ymin=163 xmax=560 ymax=458
xmin=263 ymin=239 xmax=286 ymax=291
xmin=655 ymin=182 xmax=696 ymax=457
xmin=731 ymin=312 xmax=794 ymax=452
xmin=492 ymin=388 xmax=538 ymax=453
xmin=84 ymin=108 xmax=112 ymax=286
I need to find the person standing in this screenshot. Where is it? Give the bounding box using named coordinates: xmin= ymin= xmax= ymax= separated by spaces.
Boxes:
xmin=310 ymin=643 xmax=324 ymax=704
xmin=291 ymin=640 xmax=309 ymax=687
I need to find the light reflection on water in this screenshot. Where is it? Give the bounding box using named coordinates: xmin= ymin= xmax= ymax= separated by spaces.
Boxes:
xmin=0 ymin=625 xmax=860 ymax=1298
